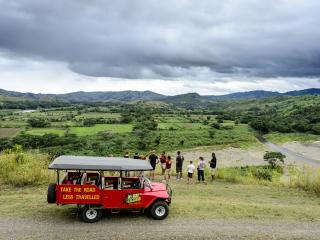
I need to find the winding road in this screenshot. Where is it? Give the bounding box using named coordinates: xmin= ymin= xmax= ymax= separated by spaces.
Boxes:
xmin=256 ymin=135 xmax=320 ymax=166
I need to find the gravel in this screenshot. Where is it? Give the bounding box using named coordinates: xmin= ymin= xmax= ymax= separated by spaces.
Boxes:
xmin=1 ymin=216 xmax=320 ymax=240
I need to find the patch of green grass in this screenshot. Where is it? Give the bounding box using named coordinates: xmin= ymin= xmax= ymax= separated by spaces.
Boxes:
xmin=216 ymin=166 xmax=282 ymax=185
xmin=26 ymin=128 xmax=66 ymax=136
xmin=170 ymin=180 xmax=320 ymax=221
xmin=70 ymin=124 xmax=133 ymax=136
xmin=265 ymin=132 xmax=320 ymax=144
xmin=1 ymin=180 xmax=320 ymax=221
xmin=0 ymin=120 xmax=28 ymax=127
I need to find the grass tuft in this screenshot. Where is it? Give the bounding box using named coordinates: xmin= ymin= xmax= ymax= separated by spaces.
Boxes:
xmin=0 ymin=152 xmax=54 ymax=186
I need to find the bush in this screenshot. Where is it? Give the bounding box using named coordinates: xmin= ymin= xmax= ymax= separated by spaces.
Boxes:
xmin=28 ymin=118 xmax=50 ymax=128
xmin=252 ymin=168 xmax=273 ymax=181
xmin=0 ymin=152 xmax=54 ymax=186
xmin=288 ymin=165 xmax=320 ymax=195
xmin=264 ymin=151 xmax=286 ymax=169
xmin=216 ymin=166 xmax=280 ymax=184
xmin=210 ymin=122 xmax=220 ymax=129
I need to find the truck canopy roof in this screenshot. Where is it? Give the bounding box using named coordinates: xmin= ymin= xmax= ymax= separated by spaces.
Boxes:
xmin=49 ymin=155 xmax=153 ymax=171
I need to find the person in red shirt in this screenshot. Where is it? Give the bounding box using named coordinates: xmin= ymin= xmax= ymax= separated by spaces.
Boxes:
xmin=159 ymin=151 xmax=167 ymax=175
xmin=164 ymin=155 xmax=172 ymax=181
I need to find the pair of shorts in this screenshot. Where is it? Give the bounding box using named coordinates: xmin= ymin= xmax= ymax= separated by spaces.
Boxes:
xmin=165 ymin=168 xmax=171 ymax=175
xmin=210 ymin=168 xmax=216 ymax=175
xmin=176 ymin=165 xmax=182 ymax=173
xmin=161 ymin=163 xmax=166 ymax=170
xmin=188 ymin=172 xmax=193 ymax=178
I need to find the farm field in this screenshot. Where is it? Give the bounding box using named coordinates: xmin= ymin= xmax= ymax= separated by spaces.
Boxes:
xmin=0 ymin=94 xmax=319 ymax=158
xmin=70 ymin=124 xmax=133 ymax=136
xmin=26 ymin=128 xmax=66 ymax=136
xmin=157 ymin=122 xmax=210 ymax=130
xmin=0 ymin=128 xmax=20 ymax=138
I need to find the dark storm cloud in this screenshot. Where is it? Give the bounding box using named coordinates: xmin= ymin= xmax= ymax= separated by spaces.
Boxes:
xmin=0 ymin=0 xmax=320 ymax=80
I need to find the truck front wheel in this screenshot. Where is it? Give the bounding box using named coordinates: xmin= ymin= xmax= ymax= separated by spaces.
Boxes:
xmin=149 ymin=201 xmax=169 ymax=220
xmin=80 ymin=205 xmax=103 ymax=223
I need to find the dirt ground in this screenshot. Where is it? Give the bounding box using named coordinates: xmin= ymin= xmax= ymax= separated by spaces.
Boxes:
xmin=2 ymin=216 xmax=320 ymax=240
xmin=181 ymin=141 xmax=320 ymax=168
xmin=182 ymin=146 xmax=266 ymax=167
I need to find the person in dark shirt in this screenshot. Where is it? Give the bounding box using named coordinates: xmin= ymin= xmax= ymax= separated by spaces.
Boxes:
xmin=209 ymin=152 xmax=217 ymax=181
xmin=124 ymin=151 xmax=129 ymax=158
xmin=176 ymin=151 xmax=184 ymax=180
xmin=133 ymin=153 xmax=140 ymax=159
xmin=148 ymin=150 xmax=159 ymax=180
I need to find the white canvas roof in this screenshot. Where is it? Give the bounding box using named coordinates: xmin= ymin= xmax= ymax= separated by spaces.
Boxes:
xmin=49 ymin=155 xmax=152 ymax=171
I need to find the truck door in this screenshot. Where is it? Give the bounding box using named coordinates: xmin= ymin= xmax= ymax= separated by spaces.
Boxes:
xmin=102 ymin=177 xmax=122 ymax=208
xmin=122 ymin=189 xmax=144 ymax=209
xmin=121 ymin=178 xmax=144 ymax=208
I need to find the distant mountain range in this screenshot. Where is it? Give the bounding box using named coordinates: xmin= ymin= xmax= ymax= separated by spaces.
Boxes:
xmin=0 ymin=88 xmax=319 ymax=103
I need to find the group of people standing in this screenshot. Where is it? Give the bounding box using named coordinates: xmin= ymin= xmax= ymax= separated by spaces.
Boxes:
xmin=186 ymin=153 xmax=217 ymax=184
xmin=125 ymin=150 xmax=217 ymax=183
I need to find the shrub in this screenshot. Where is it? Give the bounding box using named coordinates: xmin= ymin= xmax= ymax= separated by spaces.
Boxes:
xmin=264 ymin=152 xmax=286 ymax=169
xmin=208 ymin=130 xmax=215 ymax=138
xmin=252 ymin=168 xmax=273 ymax=181
xmin=288 ymin=165 xmax=320 ymax=195
xmin=0 ymin=152 xmax=54 ymax=186
xmin=216 ymin=166 xmax=280 ymax=184
xmin=210 ymin=122 xmax=220 ymax=129
xmin=28 ymin=118 xmax=50 ymax=128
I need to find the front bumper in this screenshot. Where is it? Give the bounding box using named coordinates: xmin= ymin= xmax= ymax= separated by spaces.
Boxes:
xmin=166 ymin=183 xmax=173 ymax=204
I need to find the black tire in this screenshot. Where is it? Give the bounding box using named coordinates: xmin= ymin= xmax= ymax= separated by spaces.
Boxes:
xmin=80 ymin=205 xmax=103 ymax=223
xmin=149 ymin=201 xmax=169 ymax=220
xmin=47 ymin=183 xmax=56 ymax=204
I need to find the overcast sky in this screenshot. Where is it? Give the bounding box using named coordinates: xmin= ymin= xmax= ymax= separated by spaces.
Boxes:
xmin=0 ymin=0 xmax=320 ymax=95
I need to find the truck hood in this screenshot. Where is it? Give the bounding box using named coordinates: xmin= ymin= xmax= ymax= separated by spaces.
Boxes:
xmin=149 ymin=182 xmax=167 ymax=191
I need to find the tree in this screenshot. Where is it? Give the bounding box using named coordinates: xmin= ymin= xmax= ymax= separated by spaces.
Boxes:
xmin=27 ymin=118 xmax=50 ymax=128
xmin=120 ymin=113 xmax=133 ymax=123
xmin=210 ymin=122 xmax=220 ymax=129
xmin=249 ymin=118 xmax=269 ymax=133
xmin=263 ymin=151 xmax=286 ymax=169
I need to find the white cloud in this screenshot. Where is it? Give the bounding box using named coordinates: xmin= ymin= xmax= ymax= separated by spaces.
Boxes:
xmin=0 ymin=54 xmax=319 ymax=95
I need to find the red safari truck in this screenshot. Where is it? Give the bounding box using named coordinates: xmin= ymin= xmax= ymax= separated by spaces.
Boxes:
xmin=47 ymin=156 xmax=172 ymax=223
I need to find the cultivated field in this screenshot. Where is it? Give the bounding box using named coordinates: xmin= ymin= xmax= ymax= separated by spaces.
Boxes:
xmin=0 ymin=128 xmax=20 ymax=138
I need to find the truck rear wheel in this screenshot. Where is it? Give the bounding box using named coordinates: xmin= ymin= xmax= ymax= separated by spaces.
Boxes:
xmin=149 ymin=201 xmax=169 ymax=220
xmin=81 ymin=205 xmax=102 ymax=223
xmin=47 ymin=183 xmax=56 ymax=203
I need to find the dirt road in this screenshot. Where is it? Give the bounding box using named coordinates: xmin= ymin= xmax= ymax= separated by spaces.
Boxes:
xmin=257 ymin=136 xmax=320 ymax=167
xmin=1 ymin=216 xmax=320 ymax=240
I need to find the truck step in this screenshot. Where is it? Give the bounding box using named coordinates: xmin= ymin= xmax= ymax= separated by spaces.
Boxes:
xmin=110 ymin=209 xmax=120 ymax=214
